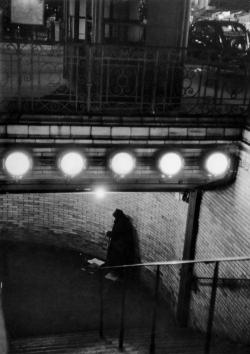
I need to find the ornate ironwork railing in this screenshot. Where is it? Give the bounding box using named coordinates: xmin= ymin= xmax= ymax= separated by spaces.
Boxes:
xmin=99 ymin=256 xmax=250 ymax=354
xmin=0 ymin=41 xmax=250 ymax=116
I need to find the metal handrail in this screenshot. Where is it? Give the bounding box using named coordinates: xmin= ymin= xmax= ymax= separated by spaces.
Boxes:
xmin=101 ymin=255 xmax=250 ymax=269
xmin=98 ymin=256 xmax=250 ymax=354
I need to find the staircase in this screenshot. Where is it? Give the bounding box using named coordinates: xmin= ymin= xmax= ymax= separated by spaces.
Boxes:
xmin=9 ymin=329 xmax=250 ymax=354
xmin=3 ymin=243 xmax=250 ymax=354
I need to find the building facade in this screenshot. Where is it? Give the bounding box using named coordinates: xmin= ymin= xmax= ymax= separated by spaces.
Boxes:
xmin=0 ymin=0 xmax=250 ymax=352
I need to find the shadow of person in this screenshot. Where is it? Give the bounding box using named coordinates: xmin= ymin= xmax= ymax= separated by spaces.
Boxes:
xmin=126 ymin=215 xmax=141 ymax=281
xmin=126 ymin=215 xmax=141 ymax=263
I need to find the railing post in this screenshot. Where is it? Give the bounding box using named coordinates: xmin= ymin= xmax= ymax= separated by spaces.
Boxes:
xmin=177 ymin=190 xmax=203 ymax=326
xmin=119 ymin=269 xmax=128 ymax=352
xmin=204 ymin=261 xmax=219 ymax=354
xmin=151 ymin=50 xmax=159 ymax=114
xmin=86 ymin=46 xmax=92 ymax=112
xmin=213 ymin=61 xmax=221 ymax=106
xmin=150 ymin=265 xmax=161 ymax=354
xmin=75 ymin=45 xmax=79 ymax=112
xmin=99 ymin=46 xmax=104 ymax=110
xmin=140 ymin=49 xmax=147 ymax=113
xmin=99 ymin=269 xmax=104 ymax=339
xmin=16 ymin=29 xmax=22 ymax=112
xmin=30 ymin=38 xmax=34 ymax=112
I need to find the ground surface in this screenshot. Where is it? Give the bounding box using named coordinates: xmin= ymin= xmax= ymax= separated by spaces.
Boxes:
xmin=2 ymin=243 xmax=172 ymax=337
xmin=1 ymin=242 xmax=249 ymax=353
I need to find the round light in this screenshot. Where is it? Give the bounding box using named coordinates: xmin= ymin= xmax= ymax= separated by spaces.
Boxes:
xmin=205 ymin=152 xmax=230 ymax=176
xmin=4 ymin=151 xmax=32 ymax=178
xmin=94 ymin=186 xmax=107 ymax=199
xmin=59 ymin=151 xmax=86 ymax=177
xmin=110 ymin=152 xmax=135 ymax=176
xmin=158 ymin=152 xmax=183 ymax=177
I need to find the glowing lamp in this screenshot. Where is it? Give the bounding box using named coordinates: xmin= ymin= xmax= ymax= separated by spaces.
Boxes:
xmin=4 ymin=151 xmax=32 ymax=179
xmin=109 ymin=152 xmax=136 ymax=177
xmin=58 ymin=151 xmax=86 ymax=177
xmin=158 ymin=152 xmax=183 ymax=177
xmin=205 ymin=152 xmax=230 ymax=176
xmin=94 ymin=186 xmax=107 ymax=199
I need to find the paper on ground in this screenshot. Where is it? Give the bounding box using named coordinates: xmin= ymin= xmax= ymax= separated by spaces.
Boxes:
xmin=87 ymin=258 xmax=105 ymax=266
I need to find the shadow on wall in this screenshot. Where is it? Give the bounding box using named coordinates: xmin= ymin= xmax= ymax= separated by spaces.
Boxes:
xmin=128 ymin=215 xmax=141 ymax=265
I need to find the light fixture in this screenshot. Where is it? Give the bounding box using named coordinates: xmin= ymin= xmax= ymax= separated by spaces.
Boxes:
xmin=94 ymin=186 xmax=107 ymax=199
xmin=109 ymin=151 xmax=136 ymax=177
xmin=3 ymin=150 xmax=32 ymax=179
xmin=158 ymin=152 xmax=184 ymax=177
xmin=58 ymin=151 xmax=86 ymax=178
xmin=204 ymin=151 xmax=230 ymax=177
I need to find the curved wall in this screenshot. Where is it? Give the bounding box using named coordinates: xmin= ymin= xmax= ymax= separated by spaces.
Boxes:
xmin=0 ymin=192 xmax=188 ymax=309
xmin=190 ymin=146 xmax=250 ymax=344
xmin=1 ymin=179 xmax=249 ymax=344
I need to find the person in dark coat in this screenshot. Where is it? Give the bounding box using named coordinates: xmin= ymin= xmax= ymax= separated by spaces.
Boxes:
xmin=105 ymin=209 xmax=136 ymax=280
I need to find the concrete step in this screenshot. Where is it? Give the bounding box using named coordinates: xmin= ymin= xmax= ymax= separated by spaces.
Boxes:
xmin=4 ymin=245 xmax=250 ymax=354
xmin=9 ymin=330 xmax=250 ymax=354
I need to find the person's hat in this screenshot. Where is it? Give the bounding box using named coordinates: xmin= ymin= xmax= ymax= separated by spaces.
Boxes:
xmin=113 ymin=209 xmax=124 ymax=218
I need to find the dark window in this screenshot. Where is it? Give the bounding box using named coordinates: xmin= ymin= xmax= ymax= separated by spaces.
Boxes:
xmin=103 ymin=0 xmax=147 ymax=44
xmin=1 ymin=0 xmax=64 ymax=43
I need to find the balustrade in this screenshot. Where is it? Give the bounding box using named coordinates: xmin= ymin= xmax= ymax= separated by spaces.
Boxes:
xmin=99 ymin=256 xmax=250 ymax=354
xmin=0 ymin=41 xmax=249 ymax=117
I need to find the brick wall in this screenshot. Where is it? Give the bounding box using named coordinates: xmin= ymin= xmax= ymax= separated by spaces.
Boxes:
xmin=1 ymin=154 xmax=250 ymax=345
xmin=0 ymin=192 xmax=188 ymax=310
xmin=189 ymin=144 xmax=250 ymax=344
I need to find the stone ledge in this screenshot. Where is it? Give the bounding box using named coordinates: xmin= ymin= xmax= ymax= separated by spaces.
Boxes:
xmin=12 ymin=113 xmax=246 ymax=125
xmin=1 ymin=124 xmax=243 ymax=141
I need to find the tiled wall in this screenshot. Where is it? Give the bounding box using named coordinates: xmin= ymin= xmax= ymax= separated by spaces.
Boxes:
xmin=0 ymin=192 xmax=188 ymax=310
xmin=189 ymin=146 xmax=250 ymax=343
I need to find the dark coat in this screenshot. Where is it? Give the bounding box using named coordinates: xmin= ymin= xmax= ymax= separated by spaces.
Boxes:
xmin=106 ymin=213 xmax=134 ymax=267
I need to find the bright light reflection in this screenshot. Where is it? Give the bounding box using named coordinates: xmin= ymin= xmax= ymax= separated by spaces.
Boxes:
xmin=94 ymin=186 xmax=107 ymax=199
xmin=4 ymin=151 xmax=32 ymax=178
xmin=59 ymin=151 xmax=86 ymax=177
xmin=158 ymin=152 xmax=183 ymax=177
xmin=205 ymin=152 xmax=230 ymax=176
xmin=110 ymin=152 xmax=135 ymax=176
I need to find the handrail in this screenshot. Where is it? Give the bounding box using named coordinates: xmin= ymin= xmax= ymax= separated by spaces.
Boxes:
xmin=102 ymin=255 xmax=250 ymax=269
xmin=99 ymin=255 xmax=250 ymax=353
xmin=1 ymin=40 xmax=249 ymax=117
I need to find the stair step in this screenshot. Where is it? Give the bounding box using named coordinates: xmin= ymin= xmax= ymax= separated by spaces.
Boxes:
xmin=10 ymin=330 xmax=250 ymax=354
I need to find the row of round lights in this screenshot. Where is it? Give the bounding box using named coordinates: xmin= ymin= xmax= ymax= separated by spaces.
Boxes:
xmin=3 ymin=149 xmax=231 ymax=180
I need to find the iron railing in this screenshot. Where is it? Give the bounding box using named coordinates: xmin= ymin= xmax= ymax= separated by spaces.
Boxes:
xmin=0 ymin=41 xmax=250 ymax=117
xmin=98 ymin=256 xmax=250 ymax=354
